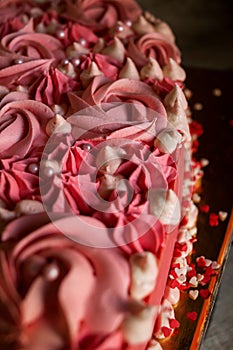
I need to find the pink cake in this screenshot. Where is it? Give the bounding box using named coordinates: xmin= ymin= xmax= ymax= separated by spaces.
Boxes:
xmin=0 ymin=1 xmax=201 ymax=349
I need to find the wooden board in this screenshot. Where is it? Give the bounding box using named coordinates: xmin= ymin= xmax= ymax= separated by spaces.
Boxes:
xmin=159 ymin=67 xmax=233 ymax=349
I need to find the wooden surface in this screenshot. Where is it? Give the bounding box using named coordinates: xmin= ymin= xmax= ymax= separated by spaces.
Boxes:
xmin=160 ymin=67 xmax=233 ymax=349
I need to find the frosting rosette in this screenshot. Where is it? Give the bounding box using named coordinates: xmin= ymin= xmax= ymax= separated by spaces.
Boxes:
xmin=127 ymin=32 xmax=181 ymax=68
xmin=0 ymin=154 xmax=40 ymax=208
xmin=0 ymin=19 xmax=64 ymax=61
xmin=68 ymin=76 xmax=167 ymax=118
xmin=63 ymin=0 xmax=142 ymax=31
xmin=40 ymin=130 xmax=178 ymax=251
xmin=0 ymin=213 xmax=132 ymax=349
xmin=0 ymin=94 xmax=54 ymax=158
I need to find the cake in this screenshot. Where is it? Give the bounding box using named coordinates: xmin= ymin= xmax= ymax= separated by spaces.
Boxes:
xmin=0 ymin=1 xmax=203 ymax=349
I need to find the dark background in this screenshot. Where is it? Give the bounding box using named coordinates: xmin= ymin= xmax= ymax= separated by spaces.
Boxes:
xmin=137 ymin=0 xmax=233 ymax=70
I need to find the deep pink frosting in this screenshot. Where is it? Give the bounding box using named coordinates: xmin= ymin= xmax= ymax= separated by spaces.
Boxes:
xmin=0 ymin=213 xmax=130 ymax=349
xmin=0 ymin=96 xmax=54 ymax=159
xmin=127 ymin=32 xmax=181 ymax=68
xmin=63 ymin=0 xmax=142 ymax=31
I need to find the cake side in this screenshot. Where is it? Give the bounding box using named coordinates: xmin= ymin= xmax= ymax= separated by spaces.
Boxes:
xmin=0 ymin=1 xmax=195 ymax=349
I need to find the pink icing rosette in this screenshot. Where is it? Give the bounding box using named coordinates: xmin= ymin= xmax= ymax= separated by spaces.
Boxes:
xmin=0 ymin=213 xmax=131 ymax=349
xmin=127 ymin=32 xmax=181 ymax=68
xmin=0 ymin=154 xmax=40 ymax=208
xmin=29 ymin=67 xmax=79 ymax=106
xmin=0 ymin=59 xmax=54 ymax=86
xmin=0 ymin=19 xmax=65 ymax=61
xmin=63 ymin=0 xmax=142 ymax=31
xmin=40 ymin=131 xmax=177 ymax=252
xmin=80 ymin=53 xmax=121 ymax=82
xmin=68 ymin=76 xmax=167 ymax=117
xmin=0 ymin=95 xmax=54 ymax=158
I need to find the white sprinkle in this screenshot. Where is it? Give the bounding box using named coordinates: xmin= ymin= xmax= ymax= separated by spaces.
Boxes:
xmin=211 ymin=261 xmax=221 ymax=270
xmin=192 ymin=193 xmax=201 ymax=203
xmin=189 ymin=290 xmax=199 ymax=300
xmin=218 ymin=211 xmax=228 ymax=222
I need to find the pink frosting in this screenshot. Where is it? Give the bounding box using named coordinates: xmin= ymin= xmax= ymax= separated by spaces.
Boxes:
xmin=63 ymin=0 xmax=142 ymax=31
xmin=0 ymin=213 xmax=131 ymax=349
xmin=29 ymin=67 xmax=79 ymax=106
xmin=127 ymin=32 xmax=181 ymax=68
xmin=0 ymin=59 xmax=54 ymax=86
xmin=40 ymin=135 xmax=177 ymax=254
xmin=0 ymin=96 xmax=54 ymax=158
xmin=0 ymin=154 xmax=40 ymax=208
xmin=68 ymin=76 xmax=167 ymax=117
xmin=1 ymin=20 xmax=65 ymax=60
xmin=80 ymin=53 xmax=121 ymax=82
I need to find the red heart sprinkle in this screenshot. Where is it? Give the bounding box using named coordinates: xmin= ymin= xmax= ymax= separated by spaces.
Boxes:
xmin=200 ymin=204 xmax=210 ymax=213
xmin=169 ymin=319 xmax=180 ymax=329
xmin=161 ymin=327 xmax=172 ymax=338
xmin=209 ymin=213 xmax=219 ymax=227
xmin=200 ymin=289 xmax=211 ymax=299
xmin=187 ymin=311 xmax=198 ymax=321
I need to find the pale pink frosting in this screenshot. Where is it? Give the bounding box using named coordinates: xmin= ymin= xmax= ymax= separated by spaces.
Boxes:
xmin=127 ymin=32 xmax=181 ymax=68
xmin=0 ymin=59 xmax=54 ymax=87
xmin=68 ymin=76 xmax=167 ymax=118
xmin=0 ymin=213 xmax=131 ymax=349
xmin=63 ymin=0 xmax=142 ymax=31
xmin=0 ymin=96 xmax=54 ymax=158
xmin=1 ymin=20 xmax=65 ymax=60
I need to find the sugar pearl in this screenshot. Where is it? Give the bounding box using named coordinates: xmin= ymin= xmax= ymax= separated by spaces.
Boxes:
xmin=61 ymin=58 xmax=69 ymax=66
xmin=125 ymin=19 xmax=132 ymax=27
xmin=56 ymin=29 xmax=65 ymax=39
xmin=14 ymin=58 xmax=24 ymax=64
xmin=43 ymin=166 xmax=54 ymax=178
xmin=82 ymin=143 xmax=92 ymax=151
xmin=116 ymin=24 xmax=124 ymax=32
xmin=72 ymin=57 xmax=80 ymax=66
xmin=79 ymin=38 xmax=87 ymax=46
xmin=43 ymin=263 xmax=60 ymax=281
xmin=28 ymin=163 xmax=39 ymax=174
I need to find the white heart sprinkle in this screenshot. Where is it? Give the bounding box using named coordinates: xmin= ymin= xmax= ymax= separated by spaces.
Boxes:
xmin=211 ymin=261 xmax=220 ymax=270
xmin=178 ymin=274 xmax=186 ymax=283
xmin=189 ymin=276 xmax=198 ymax=287
xmin=204 ymin=259 xmax=212 ymax=267
xmin=218 ymin=211 xmax=228 ymax=222
xmin=197 ymin=274 xmax=204 ymax=282
xmin=189 ymin=290 xmax=199 ymax=300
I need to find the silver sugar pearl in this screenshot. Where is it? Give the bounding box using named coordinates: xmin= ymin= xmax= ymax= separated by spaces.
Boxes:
xmin=72 ymin=57 xmax=81 ymax=66
xmin=56 ymin=29 xmax=65 ymax=39
xmin=14 ymin=58 xmax=24 ymax=64
xmin=43 ymin=166 xmax=54 ymax=178
xmin=28 ymin=163 xmax=39 ymax=174
xmin=43 ymin=263 xmax=60 ymax=281
xmin=82 ymin=143 xmax=92 ymax=151
xmin=116 ymin=24 xmax=124 ymax=32
xmin=79 ymin=38 xmax=87 ymax=46
xmin=125 ymin=19 xmax=132 ymax=27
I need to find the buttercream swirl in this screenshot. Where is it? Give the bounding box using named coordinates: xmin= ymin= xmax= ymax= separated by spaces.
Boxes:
xmin=0 ymin=213 xmax=131 ymax=349
xmin=0 ymin=95 xmax=54 ymax=158
xmin=127 ymin=32 xmax=181 ymax=68
xmin=63 ymin=0 xmax=142 ymax=31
